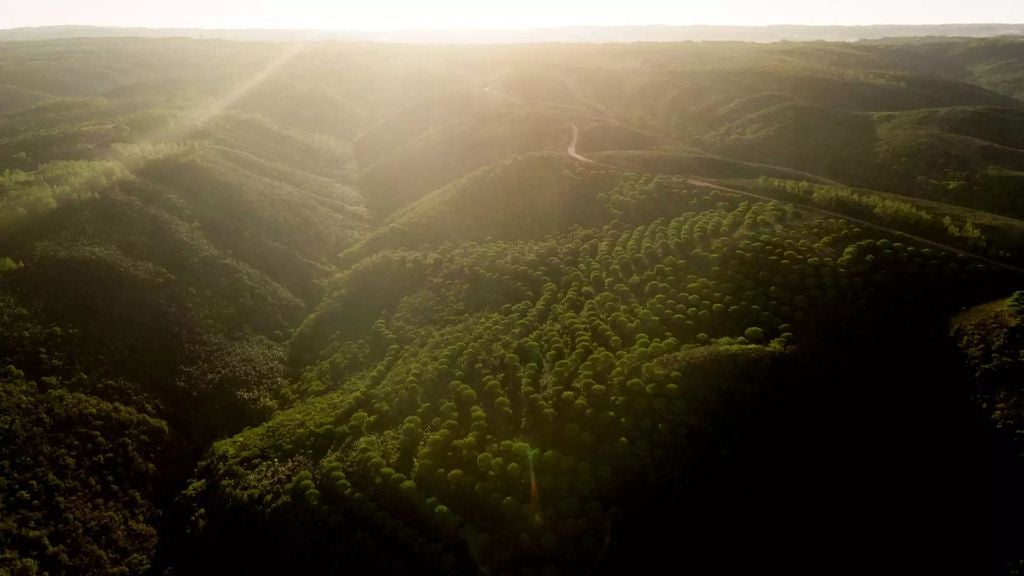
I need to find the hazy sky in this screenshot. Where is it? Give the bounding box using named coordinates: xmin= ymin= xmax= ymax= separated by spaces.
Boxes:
xmin=1 ymin=0 xmax=1022 ymax=30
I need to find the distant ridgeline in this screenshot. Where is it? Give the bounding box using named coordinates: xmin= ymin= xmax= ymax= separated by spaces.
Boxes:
xmin=0 ymin=36 xmax=1022 ymax=575
xmin=2 ymin=23 xmax=1024 ymax=43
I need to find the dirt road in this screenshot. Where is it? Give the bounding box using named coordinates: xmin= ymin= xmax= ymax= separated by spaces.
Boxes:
xmin=564 ymin=124 xmax=1024 ymax=274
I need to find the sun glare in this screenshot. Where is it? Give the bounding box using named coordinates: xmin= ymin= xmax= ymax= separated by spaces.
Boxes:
xmin=2 ymin=0 xmax=1023 ymax=30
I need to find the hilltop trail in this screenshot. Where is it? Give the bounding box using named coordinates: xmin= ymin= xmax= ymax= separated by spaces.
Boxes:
xmin=567 ymin=123 xmax=595 ymax=164
xmin=563 ymin=123 xmax=1024 ymax=275
xmin=484 ymin=84 xmax=1021 ymax=274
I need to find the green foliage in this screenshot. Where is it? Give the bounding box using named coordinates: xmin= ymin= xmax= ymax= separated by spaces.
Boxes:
xmin=0 ymin=35 xmax=1021 ymax=574
xmin=744 ymin=326 xmax=766 ymax=342
xmin=753 ymin=177 xmax=995 ymax=251
xmin=340 ymin=154 xmax=619 ymax=265
xmin=0 ymin=160 xmax=128 ymax=231
xmin=0 ymin=256 xmax=22 ymax=272
xmin=185 ymin=172 xmax=996 ymax=574
xmin=1010 ymin=291 xmax=1024 ymax=315
xmin=952 ymin=296 xmax=1024 ymax=495
xmin=0 ymin=367 xmax=168 ymax=575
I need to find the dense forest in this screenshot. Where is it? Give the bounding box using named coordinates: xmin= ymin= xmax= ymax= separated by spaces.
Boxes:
xmin=1 ymin=35 xmax=1024 ymax=574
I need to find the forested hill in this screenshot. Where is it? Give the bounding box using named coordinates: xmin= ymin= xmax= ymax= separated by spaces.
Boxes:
xmin=1 ymin=36 xmax=1023 ymax=575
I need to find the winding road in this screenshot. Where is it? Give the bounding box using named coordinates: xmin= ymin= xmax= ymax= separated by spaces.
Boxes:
xmin=563 ymin=123 xmax=1024 ymax=275
xmin=567 ymin=123 xmax=594 ymax=164
xmin=479 ymin=84 xmax=1021 ymax=274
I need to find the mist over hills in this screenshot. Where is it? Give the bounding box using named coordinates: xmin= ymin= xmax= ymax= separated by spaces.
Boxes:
xmin=2 ymin=23 xmax=1024 ymax=43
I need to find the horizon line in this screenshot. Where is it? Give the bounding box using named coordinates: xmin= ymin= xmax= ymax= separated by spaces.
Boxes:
xmin=4 ymin=22 xmax=1024 ymax=34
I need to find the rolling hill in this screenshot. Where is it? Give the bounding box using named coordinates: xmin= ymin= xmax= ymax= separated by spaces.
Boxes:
xmin=1 ymin=35 xmax=1024 ymax=575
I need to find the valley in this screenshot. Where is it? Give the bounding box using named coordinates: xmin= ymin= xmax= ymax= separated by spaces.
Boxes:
xmin=0 ymin=36 xmax=1023 ymax=575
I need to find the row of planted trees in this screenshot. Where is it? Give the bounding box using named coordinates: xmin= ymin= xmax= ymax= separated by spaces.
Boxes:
xmin=190 ymin=174 xmax=999 ymax=575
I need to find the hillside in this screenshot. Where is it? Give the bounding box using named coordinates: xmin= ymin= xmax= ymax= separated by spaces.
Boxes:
xmin=340 ymin=154 xmax=618 ymax=266
xmin=184 ymin=171 xmax=1013 ymax=574
xmin=954 ymin=295 xmax=1024 ymax=443
xmin=952 ymin=295 xmax=1024 ymax=574
xmin=1 ymin=36 xmax=1024 ymax=575
xmin=699 ymin=104 xmax=1024 ymax=217
xmin=0 ymin=52 xmax=372 ymax=572
xmin=354 ymin=89 xmax=503 ymax=166
xmin=358 ymin=109 xmax=568 ymax=218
